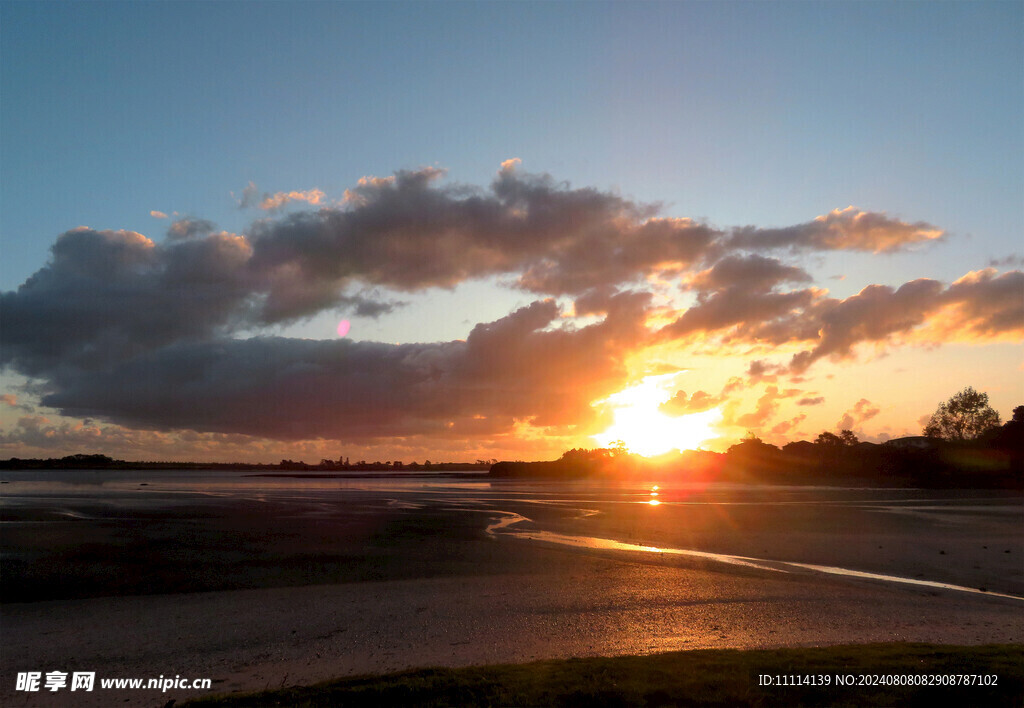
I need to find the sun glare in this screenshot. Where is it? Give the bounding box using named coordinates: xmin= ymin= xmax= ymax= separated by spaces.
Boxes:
xmin=592 ymin=374 xmax=722 ymax=456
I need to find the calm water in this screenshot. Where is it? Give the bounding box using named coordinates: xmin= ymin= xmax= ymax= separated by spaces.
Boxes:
xmin=2 ymin=467 xmax=1019 ymax=505
xmin=2 ymin=467 xmax=1019 ymax=518
xmin=3 ymin=468 xmax=1022 ymax=600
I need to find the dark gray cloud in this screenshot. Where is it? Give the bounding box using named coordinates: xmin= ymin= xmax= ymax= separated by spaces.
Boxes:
xmin=789 ymin=270 xmax=1024 ymax=373
xmin=655 ymin=257 xmax=1023 ymax=375
xmin=797 ymin=396 xmax=825 ymax=406
xmin=347 ymin=294 xmax=403 ymax=318
xmin=659 ymin=254 xmax=820 ymax=343
xmin=660 ymin=288 xmax=818 ymax=342
xmin=988 ymin=255 xmax=1024 ymax=268
xmin=167 ymin=217 xmax=217 ymax=241
xmin=745 ymin=359 xmax=787 ymax=385
xmin=0 ymin=228 xmax=253 ymax=377
xmin=730 ymin=207 xmax=944 ymax=253
xmin=688 ymin=254 xmax=812 ymax=292
xmin=941 ymin=268 xmax=1024 ymax=337
xmin=245 ymin=164 xmax=718 ymax=319
xmin=788 ymin=278 xmax=945 ymax=373
xmin=3 ymin=166 xmax=955 ymax=379
xmin=37 ymin=294 xmax=650 ymax=441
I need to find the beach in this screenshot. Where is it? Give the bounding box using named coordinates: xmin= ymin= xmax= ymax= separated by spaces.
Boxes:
xmin=2 ymin=472 xmax=1022 ymax=706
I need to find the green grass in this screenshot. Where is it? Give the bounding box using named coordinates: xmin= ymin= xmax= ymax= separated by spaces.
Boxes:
xmin=186 ymin=643 xmax=1023 ymax=707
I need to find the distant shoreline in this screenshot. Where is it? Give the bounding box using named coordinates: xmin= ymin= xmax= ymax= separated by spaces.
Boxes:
xmin=243 ymin=471 xmax=490 ymax=480
xmin=0 ymin=454 xmax=490 ymax=473
xmin=2 ymin=428 xmax=1021 ymax=489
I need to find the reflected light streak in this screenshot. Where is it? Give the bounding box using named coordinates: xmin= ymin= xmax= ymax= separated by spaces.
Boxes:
xmin=487 ymin=511 xmax=1024 ymax=601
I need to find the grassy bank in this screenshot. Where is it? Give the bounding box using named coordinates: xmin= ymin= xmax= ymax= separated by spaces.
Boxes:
xmin=188 ymin=643 xmax=1023 ymax=707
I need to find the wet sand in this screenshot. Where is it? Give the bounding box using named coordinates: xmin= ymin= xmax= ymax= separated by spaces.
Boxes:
xmin=530 ymin=486 xmax=1024 ymax=597
xmin=1 ymin=475 xmax=1022 ymax=706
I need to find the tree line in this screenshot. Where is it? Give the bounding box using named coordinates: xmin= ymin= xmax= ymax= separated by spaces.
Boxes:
xmin=491 ymin=387 xmax=1023 ymax=487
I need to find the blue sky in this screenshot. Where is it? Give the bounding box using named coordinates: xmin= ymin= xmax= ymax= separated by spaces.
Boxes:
xmin=1 ymin=2 xmax=1021 ymax=462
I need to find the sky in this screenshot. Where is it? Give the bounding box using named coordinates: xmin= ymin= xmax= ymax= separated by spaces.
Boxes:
xmin=1 ymin=1 xmax=1021 ymax=463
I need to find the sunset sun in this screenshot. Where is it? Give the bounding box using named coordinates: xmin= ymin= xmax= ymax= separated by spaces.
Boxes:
xmin=592 ymin=374 xmax=722 ymax=457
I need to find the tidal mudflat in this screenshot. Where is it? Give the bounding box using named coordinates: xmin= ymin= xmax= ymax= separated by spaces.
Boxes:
xmin=2 ymin=470 xmax=1022 ymax=706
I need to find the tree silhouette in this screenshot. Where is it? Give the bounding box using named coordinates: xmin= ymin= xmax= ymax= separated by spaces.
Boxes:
xmin=815 ymin=432 xmax=843 ymax=446
xmin=839 ymin=429 xmax=859 ymax=445
xmin=923 ymin=386 xmax=1001 ymax=441
xmin=728 ymin=434 xmax=779 ymax=457
xmin=817 ymin=430 xmax=859 ymax=446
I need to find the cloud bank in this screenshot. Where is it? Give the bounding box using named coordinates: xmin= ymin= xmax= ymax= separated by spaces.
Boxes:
xmin=1 ymin=163 xmax=1020 ymax=449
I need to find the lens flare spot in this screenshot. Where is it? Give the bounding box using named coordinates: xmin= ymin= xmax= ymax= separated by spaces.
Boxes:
xmin=337 ymin=320 xmax=351 ymax=337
